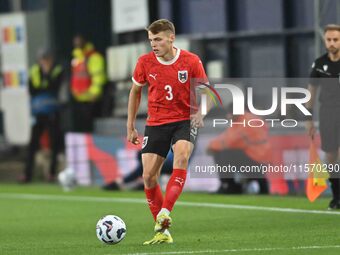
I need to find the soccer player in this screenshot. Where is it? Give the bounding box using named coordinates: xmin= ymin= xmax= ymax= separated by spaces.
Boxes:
xmin=127 ymin=19 xmax=208 ymax=244
xmin=305 ymin=24 xmax=340 ymax=209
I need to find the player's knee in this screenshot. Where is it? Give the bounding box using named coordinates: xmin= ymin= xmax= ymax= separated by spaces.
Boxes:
xmin=142 ymin=172 xmax=158 ymax=187
xmin=174 ymin=154 xmax=189 ymax=169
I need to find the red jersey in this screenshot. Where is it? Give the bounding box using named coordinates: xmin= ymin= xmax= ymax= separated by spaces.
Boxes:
xmin=132 ymin=48 xmax=207 ymax=126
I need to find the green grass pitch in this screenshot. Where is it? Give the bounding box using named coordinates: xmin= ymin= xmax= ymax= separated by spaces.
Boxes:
xmin=0 ymin=184 xmax=339 ymax=255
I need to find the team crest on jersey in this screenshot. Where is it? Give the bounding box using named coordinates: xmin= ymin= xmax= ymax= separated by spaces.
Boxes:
xmin=142 ymin=136 xmax=148 ymax=149
xmin=178 ymin=70 xmax=188 ymax=83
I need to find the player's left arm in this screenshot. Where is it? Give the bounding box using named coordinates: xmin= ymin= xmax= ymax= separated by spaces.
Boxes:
xmin=190 ymin=57 xmax=213 ymax=127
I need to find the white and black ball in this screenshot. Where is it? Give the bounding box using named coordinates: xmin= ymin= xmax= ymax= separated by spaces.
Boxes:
xmin=96 ymin=215 xmax=126 ymax=245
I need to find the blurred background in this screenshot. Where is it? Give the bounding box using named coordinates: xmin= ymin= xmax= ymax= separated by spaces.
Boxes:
xmin=0 ymin=0 xmax=339 ymax=195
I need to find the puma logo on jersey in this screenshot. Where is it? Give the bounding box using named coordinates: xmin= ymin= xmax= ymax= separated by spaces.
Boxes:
xmin=149 ymin=73 xmax=157 ymax=80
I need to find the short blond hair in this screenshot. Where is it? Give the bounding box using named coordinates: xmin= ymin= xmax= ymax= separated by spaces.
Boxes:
xmin=147 ymin=19 xmax=175 ymax=35
xmin=324 ymin=24 xmax=340 ymax=33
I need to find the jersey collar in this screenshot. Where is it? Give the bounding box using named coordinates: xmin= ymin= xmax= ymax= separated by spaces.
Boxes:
xmin=156 ymin=47 xmax=181 ymax=65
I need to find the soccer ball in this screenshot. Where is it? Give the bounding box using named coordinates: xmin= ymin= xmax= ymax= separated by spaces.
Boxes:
xmin=96 ymin=215 xmax=126 ymax=244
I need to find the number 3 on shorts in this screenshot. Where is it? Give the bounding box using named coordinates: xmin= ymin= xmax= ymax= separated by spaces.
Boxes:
xmin=165 ymin=85 xmax=173 ymax=101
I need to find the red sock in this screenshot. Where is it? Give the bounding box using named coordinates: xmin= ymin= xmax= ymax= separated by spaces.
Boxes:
xmin=162 ymin=169 xmax=187 ymax=211
xmin=144 ymin=184 xmax=163 ymax=221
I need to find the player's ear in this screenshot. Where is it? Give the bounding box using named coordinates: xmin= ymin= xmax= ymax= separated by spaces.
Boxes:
xmin=169 ymin=33 xmax=175 ymax=43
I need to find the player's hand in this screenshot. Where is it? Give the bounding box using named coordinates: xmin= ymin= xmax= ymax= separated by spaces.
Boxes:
xmin=190 ymin=112 xmax=204 ymax=128
xmin=127 ymin=128 xmax=140 ymax=145
xmin=305 ymin=120 xmax=316 ymax=139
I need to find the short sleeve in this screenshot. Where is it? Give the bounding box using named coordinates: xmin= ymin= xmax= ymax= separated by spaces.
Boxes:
xmin=309 ymin=61 xmax=319 ymax=86
xmin=132 ymin=58 xmax=147 ymax=87
xmin=192 ymin=57 xmax=207 ymax=80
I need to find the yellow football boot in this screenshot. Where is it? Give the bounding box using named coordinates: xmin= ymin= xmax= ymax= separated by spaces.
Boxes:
xmin=154 ymin=213 xmax=172 ymax=232
xmin=143 ymin=232 xmax=173 ymax=245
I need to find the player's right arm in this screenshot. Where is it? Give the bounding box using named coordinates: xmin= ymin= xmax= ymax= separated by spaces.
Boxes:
xmin=127 ymin=55 xmax=147 ymax=145
xmin=127 ymin=83 xmax=142 ymax=145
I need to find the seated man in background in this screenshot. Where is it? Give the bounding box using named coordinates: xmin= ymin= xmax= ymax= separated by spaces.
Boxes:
xmin=207 ymin=104 xmax=271 ymax=194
